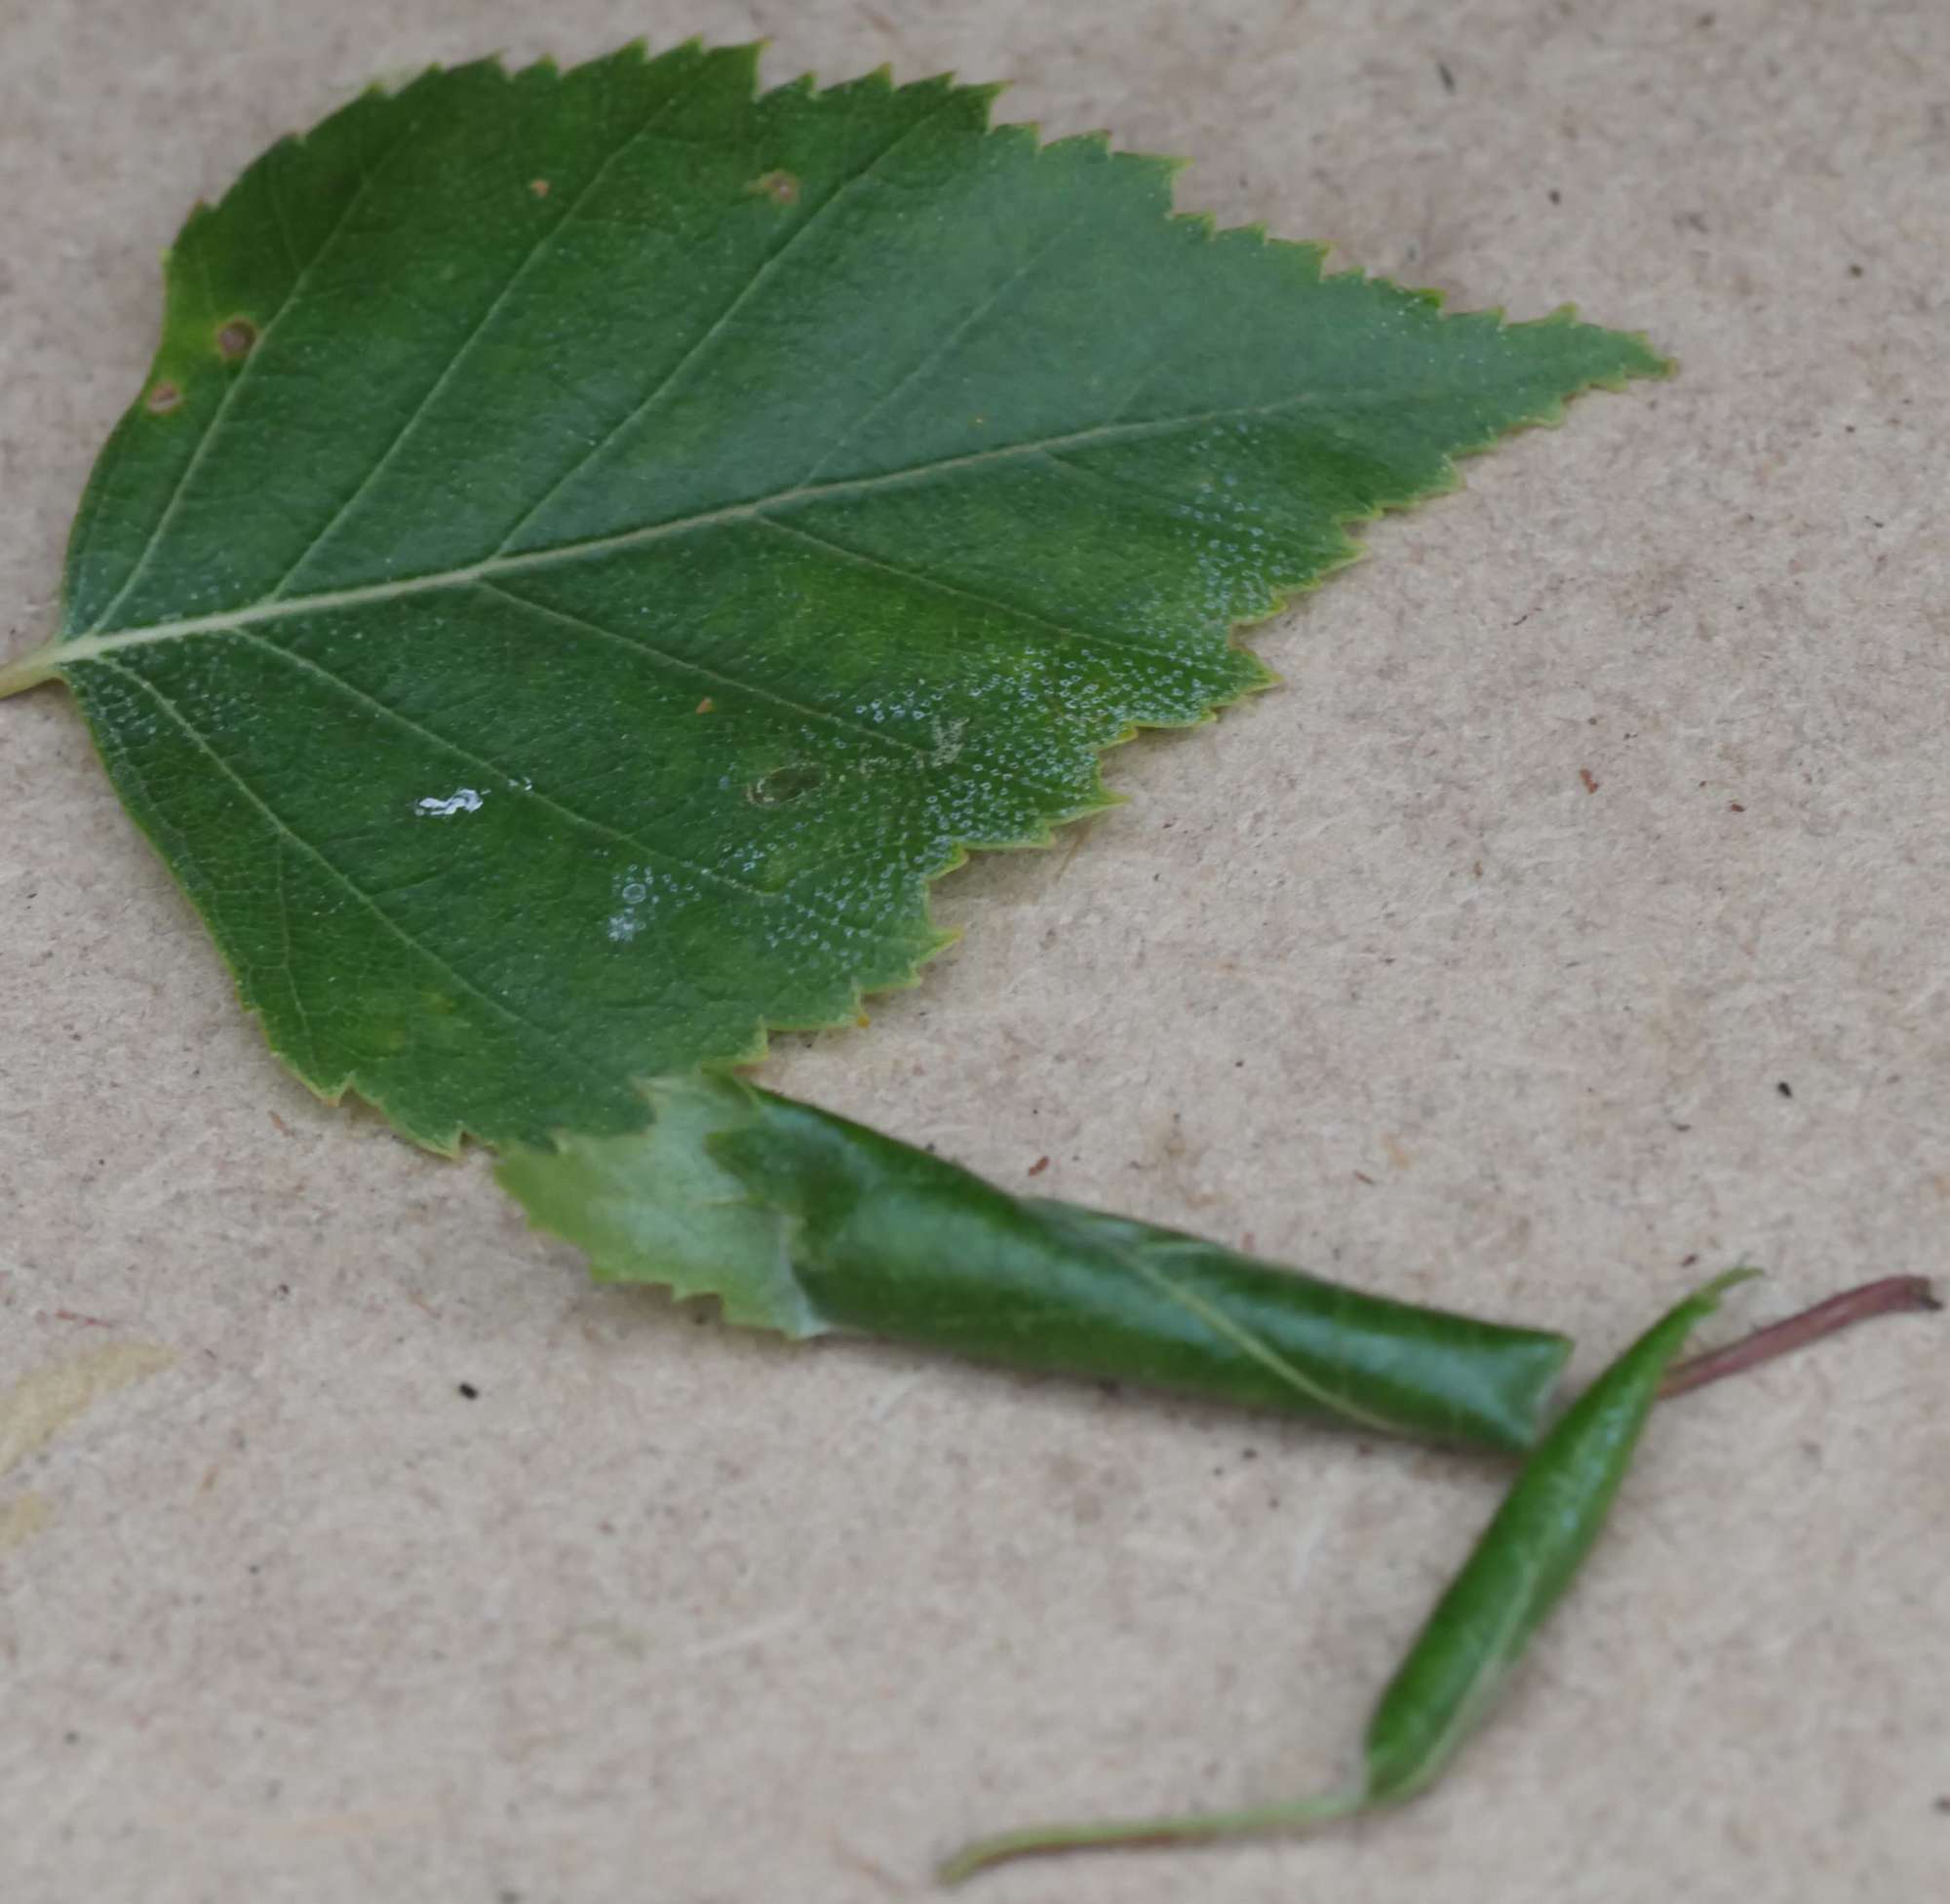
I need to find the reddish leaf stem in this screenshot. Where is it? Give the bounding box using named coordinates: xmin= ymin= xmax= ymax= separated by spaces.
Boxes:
xmin=1659 ymin=1275 xmax=1938 ymax=1400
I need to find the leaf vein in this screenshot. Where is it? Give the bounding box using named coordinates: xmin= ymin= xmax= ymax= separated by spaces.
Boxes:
xmin=229 ymin=623 xmax=844 ymax=928
xmin=475 ymin=577 xmax=931 ymax=759
xmin=59 ymin=392 xmax=1342 ymax=663
xmin=489 ymin=93 xmax=965 ymax=557
xmin=752 ymin=514 xmax=1190 ymax=668
xmin=88 ymin=656 xmax=620 ymax=1108
xmin=267 ymin=70 xmax=711 ymax=600
xmin=83 ymin=111 xmax=428 ymax=637
xmin=796 ymin=202 xmax=1096 ymax=488
xmin=1110 ymin=1245 xmax=1400 ymax=1435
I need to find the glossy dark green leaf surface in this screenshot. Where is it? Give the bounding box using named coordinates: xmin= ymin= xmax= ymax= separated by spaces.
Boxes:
xmin=0 ymin=41 xmax=1665 ymax=1148
xmin=938 ymin=1268 xmax=1754 ymax=1883
xmin=497 ymin=1071 xmax=1574 ymax=1452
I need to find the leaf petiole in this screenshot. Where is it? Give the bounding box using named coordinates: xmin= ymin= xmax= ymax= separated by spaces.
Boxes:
xmin=1659 ymin=1274 xmax=1938 ymax=1400
xmin=0 ymin=641 xmax=58 ymax=701
xmin=936 ymin=1790 xmax=1363 ymax=1886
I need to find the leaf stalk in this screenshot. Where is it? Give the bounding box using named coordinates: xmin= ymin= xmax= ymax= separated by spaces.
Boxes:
xmin=0 ymin=641 xmax=59 ymax=701
xmin=1659 ymin=1274 xmax=1938 ymax=1399
xmin=937 ymin=1791 xmax=1362 ymax=1885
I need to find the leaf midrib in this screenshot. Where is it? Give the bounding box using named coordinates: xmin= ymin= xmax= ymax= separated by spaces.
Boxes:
xmin=47 ymin=393 xmax=1332 ymax=673
xmin=1079 ymin=1226 xmax=1403 ymax=1435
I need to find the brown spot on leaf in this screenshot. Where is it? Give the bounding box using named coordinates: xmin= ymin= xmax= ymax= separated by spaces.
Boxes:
xmin=145 ymin=380 xmax=182 ymax=415
xmin=215 ymin=319 xmax=257 ymax=362
xmin=529 ymin=178 xmax=551 ymax=198
xmin=695 ymin=697 xmax=715 ymax=714
xmin=748 ymin=170 xmax=800 ymax=207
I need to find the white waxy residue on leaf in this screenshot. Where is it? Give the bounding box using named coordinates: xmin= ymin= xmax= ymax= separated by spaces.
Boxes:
xmin=415 ymin=787 xmax=485 ymax=818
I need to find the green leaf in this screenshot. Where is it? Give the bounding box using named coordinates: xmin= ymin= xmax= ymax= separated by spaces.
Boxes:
xmin=497 ymin=1071 xmax=1573 ymax=1453
xmin=0 ymin=41 xmax=1666 ymax=1149
xmin=937 ymin=1267 xmax=1755 ymax=1883
xmin=1355 ymin=1266 xmax=1755 ymax=1804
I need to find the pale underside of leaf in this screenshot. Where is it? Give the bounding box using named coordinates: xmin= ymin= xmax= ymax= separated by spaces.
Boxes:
xmin=7 ymin=40 xmax=1667 ymax=1148
xmin=495 ymin=1070 xmax=821 ymax=1335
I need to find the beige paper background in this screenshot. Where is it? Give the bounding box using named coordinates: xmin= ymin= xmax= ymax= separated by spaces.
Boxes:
xmin=1 ymin=1 xmax=1944 ymax=1898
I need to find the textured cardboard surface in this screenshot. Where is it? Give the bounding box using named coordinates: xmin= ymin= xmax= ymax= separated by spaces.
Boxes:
xmin=1 ymin=2 xmax=1944 ymax=1899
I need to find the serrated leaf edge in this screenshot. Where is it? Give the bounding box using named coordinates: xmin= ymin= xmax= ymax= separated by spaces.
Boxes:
xmin=2 ymin=42 xmax=1670 ymax=1151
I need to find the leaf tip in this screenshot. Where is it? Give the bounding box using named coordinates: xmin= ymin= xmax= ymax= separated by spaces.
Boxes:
xmin=1511 ymin=303 xmax=1674 ymax=382
xmin=716 ymin=37 xmax=767 ymax=84
xmin=953 ymin=76 xmax=1011 ymax=124
xmin=1699 ymin=1263 xmax=1765 ymax=1303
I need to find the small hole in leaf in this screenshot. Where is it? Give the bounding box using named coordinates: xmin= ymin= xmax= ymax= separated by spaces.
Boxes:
xmin=748 ymin=762 xmax=824 ymax=807
xmin=747 ymin=170 xmax=800 ymax=207
xmin=215 ymin=319 xmax=257 ymax=362
xmin=145 ymin=380 xmax=183 ymax=415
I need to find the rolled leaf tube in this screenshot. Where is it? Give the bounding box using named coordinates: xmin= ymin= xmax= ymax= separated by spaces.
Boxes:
xmin=497 ymin=1072 xmax=1571 ymax=1453
xmin=938 ymin=1267 xmax=1754 ymax=1882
